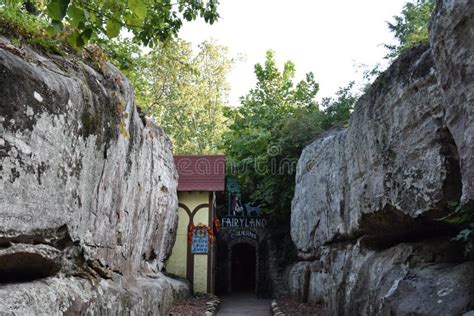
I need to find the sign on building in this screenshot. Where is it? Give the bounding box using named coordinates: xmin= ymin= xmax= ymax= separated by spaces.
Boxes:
xmin=192 ymin=226 xmax=209 ymax=254
xmin=230 ymin=230 xmax=259 ymax=241
xmin=220 ymin=216 xmax=268 ymax=228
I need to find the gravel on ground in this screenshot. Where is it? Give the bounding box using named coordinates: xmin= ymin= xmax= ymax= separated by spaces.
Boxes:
xmin=276 ymin=298 xmax=329 ymax=316
xmin=168 ymin=293 xmax=214 ymax=316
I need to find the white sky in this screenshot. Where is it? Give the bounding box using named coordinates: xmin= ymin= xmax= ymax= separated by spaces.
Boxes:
xmin=180 ymin=0 xmax=409 ymax=106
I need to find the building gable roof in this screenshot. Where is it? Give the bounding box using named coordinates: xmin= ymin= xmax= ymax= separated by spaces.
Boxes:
xmin=174 ymin=155 xmax=225 ymax=192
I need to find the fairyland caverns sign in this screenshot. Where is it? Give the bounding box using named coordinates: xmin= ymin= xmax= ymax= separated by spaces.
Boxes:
xmin=230 ymin=230 xmax=259 ymax=241
xmin=221 ymin=216 xmax=268 ymax=229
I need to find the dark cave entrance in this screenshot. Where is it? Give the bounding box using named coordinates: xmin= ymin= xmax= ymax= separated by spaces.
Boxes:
xmin=231 ymin=243 xmax=256 ymax=293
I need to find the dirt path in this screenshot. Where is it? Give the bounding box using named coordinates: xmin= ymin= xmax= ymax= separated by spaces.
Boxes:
xmin=217 ymin=293 xmax=271 ymax=316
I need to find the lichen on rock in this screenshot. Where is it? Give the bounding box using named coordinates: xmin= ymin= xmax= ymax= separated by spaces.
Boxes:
xmin=0 ymin=33 xmax=188 ymax=314
xmin=288 ymin=0 xmax=474 ymax=314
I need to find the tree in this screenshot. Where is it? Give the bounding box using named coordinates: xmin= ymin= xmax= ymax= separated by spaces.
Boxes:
xmin=267 ymin=83 xmax=358 ymax=222
xmin=385 ymin=0 xmax=435 ymax=59
xmin=320 ymin=82 xmax=358 ymax=130
xmin=222 ymin=50 xmax=360 ymax=222
xmin=1 ymin=0 xmax=219 ymax=49
xmin=222 ymin=50 xmax=320 ymax=221
xmin=100 ymin=38 xmax=154 ymax=106
xmin=141 ymin=39 xmax=233 ymax=154
xmin=1 ymin=0 xmax=229 ymax=153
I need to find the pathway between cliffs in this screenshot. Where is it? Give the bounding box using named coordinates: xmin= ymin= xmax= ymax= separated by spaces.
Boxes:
xmin=217 ymin=293 xmax=271 ymax=316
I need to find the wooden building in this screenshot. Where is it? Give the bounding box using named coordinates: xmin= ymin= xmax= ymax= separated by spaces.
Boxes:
xmin=166 ymin=155 xmax=225 ymax=294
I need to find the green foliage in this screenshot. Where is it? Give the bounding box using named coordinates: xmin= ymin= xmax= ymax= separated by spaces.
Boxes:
xmin=0 ymin=0 xmax=229 ymax=154
xmin=2 ymin=0 xmax=219 ymax=49
xmin=385 ymin=0 xmax=435 ymax=59
xmin=223 ymin=51 xmax=359 ymax=222
xmin=223 ymin=51 xmax=318 ymax=213
xmin=0 ymin=3 xmax=66 ymax=53
xmin=320 ymin=82 xmax=357 ymax=130
xmin=47 ymin=0 xmax=69 ymax=21
xmin=99 ymin=38 xmax=152 ymax=106
xmin=443 ymin=201 xmax=474 ymax=256
xmin=107 ymin=38 xmax=232 ymax=154
xmin=145 ymin=40 xmax=232 ymax=154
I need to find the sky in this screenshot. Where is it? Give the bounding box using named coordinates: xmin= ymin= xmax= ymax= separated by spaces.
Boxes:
xmin=179 ymin=0 xmax=409 ymax=105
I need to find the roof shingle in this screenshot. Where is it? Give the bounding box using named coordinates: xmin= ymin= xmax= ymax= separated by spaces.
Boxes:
xmin=174 ymin=155 xmax=225 ymax=192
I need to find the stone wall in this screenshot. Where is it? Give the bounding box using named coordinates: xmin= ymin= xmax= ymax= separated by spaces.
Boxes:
xmin=288 ymin=0 xmax=474 ymax=314
xmin=0 ymin=35 xmax=189 ymax=314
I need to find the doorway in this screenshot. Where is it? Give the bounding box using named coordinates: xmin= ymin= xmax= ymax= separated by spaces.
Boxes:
xmin=231 ymin=243 xmax=256 ymax=292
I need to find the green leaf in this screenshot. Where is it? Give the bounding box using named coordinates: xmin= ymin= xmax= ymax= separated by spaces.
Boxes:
xmin=124 ymin=13 xmax=142 ymax=30
xmin=68 ymin=5 xmax=85 ymax=28
xmin=87 ymin=11 xmax=96 ymax=23
xmin=47 ymin=20 xmax=64 ymax=35
xmin=66 ymin=30 xmax=87 ymax=50
xmin=47 ymin=0 xmax=70 ymax=21
xmin=75 ymin=34 xmax=85 ymax=49
xmin=128 ymin=0 xmax=147 ymax=20
xmin=81 ymin=28 xmax=93 ymax=43
xmin=106 ymin=19 xmax=121 ymax=38
xmin=102 ymin=0 xmax=113 ymax=10
xmin=67 ymin=31 xmax=80 ymax=49
xmin=46 ymin=25 xmax=57 ymax=37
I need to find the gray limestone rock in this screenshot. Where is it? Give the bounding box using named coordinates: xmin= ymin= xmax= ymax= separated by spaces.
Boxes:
xmin=430 ymin=0 xmax=474 ymax=206
xmin=0 ymin=273 xmax=189 ymax=315
xmin=292 ymin=44 xmax=453 ymax=257
xmin=0 ymin=36 xmax=188 ymax=314
xmin=289 ymin=0 xmax=474 ymax=314
xmin=288 ymin=240 xmax=474 ymax=315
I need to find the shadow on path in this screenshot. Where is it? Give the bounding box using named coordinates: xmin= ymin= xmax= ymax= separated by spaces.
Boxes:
xmin=217 ymin=292 xmax=271 ymax=316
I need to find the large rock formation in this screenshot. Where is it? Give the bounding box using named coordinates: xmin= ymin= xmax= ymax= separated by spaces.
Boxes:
xmin=289 ymin=0 xmax=474 ymax=314
xmin=0 ymin=35 xmax=189 ymax=314
xmin=430 ymin=0 xmax=474 ymax=206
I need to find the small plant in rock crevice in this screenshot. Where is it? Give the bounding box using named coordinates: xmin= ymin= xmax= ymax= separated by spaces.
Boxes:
xmin=442 ymin=201 xmax=474 ymax=257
